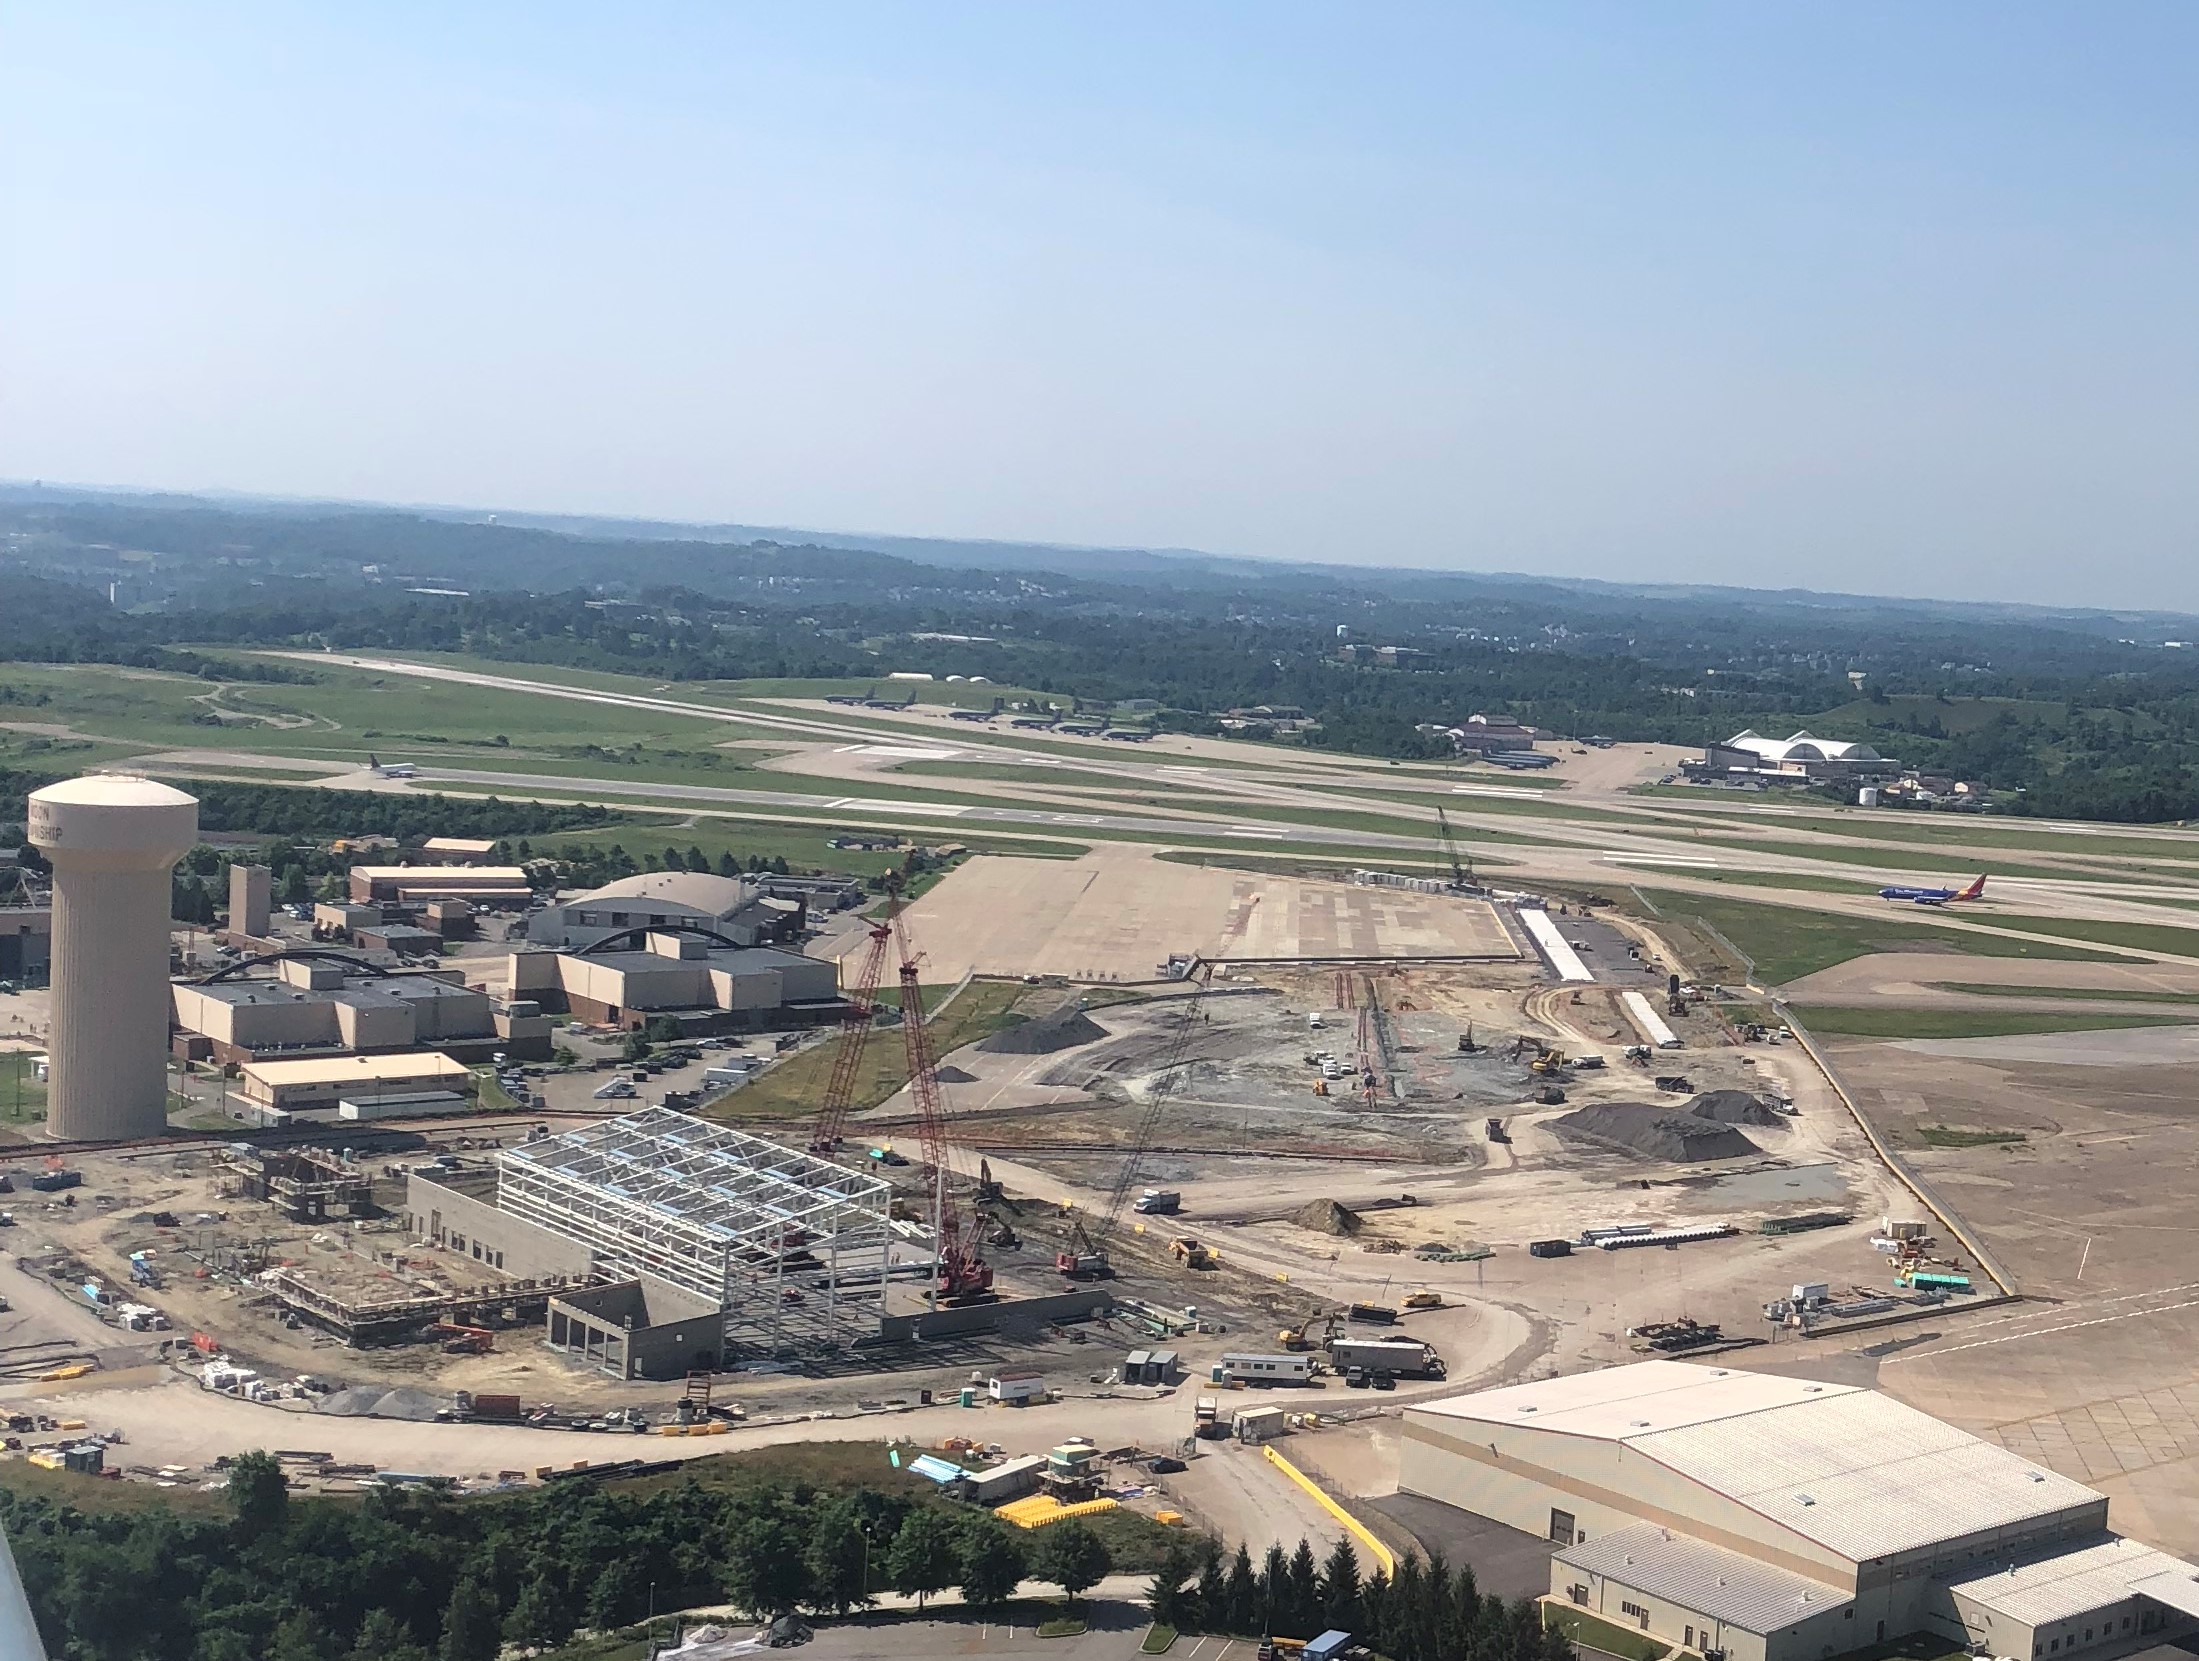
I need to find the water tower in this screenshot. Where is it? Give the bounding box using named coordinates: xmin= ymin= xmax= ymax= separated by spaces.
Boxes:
xmin=26 ymin=775 xmax=199 ymax=1141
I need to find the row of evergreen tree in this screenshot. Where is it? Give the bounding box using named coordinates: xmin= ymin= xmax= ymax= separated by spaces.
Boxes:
xmin=1149 ymin=1536 xmax=1574 ymax=1661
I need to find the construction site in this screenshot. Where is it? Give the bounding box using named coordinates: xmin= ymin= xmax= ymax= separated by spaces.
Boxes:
xmin=0 ymin=831 xmax=2022 ymax=1565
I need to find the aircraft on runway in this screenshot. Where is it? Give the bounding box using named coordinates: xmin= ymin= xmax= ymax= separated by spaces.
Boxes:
xmin=365 ymin=753 xmax=417 ymax=779
xmin=1878 ymin=874 xmax=1987 ymax=906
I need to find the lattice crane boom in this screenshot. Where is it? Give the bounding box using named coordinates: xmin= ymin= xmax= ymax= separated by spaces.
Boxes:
xmin=893 ymin=912 xmax=992 ymax=1301
xmin=809 ymin=906 xmax=898 ymax=1154
xmin=1097 ymin=965 xmax=1214 ymax=1245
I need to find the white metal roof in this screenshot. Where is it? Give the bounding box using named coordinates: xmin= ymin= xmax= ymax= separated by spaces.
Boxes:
xmin=1557 ymin=1525 xmax=1848 ymax=1634
xmin=1636 ymin=1390 xmax=2101 ymax=1560
xmin=1411 ymin=1359 xmax=1858 ymax=1440
xmin=1947 ymin=1535 xmax=2199 ymax=1627
xmin=1412 ymin=1361 xmax=2100 ymax=1562
xmin=568 ymin=871 xmax=752 ymax=917
xmin=1722 ymin=730 xmax=1883 ymax=764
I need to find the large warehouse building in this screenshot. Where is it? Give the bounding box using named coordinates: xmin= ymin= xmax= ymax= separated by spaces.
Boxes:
xmin=523 ymin=872 xmax=801 ymax=952
xmin=1402 ymin=1361 xmax=2199 ymax=1661
xmin=506 ymin=932 xmax=841 ymax=1032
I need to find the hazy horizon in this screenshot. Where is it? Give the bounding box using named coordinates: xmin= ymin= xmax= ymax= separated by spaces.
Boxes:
xmin=5 ymin=5 xmax=2196 ymax=608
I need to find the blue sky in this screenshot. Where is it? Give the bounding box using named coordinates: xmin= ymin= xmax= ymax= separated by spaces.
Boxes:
xmin=3 ymin=4 xmax=2195 ymax=604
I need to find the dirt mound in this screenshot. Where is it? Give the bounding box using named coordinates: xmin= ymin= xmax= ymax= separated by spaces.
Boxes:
xmin=1688 ymin=1089 xmax=1786 ymax=1127
xmin=976 ymin=1003 xmax=1110 ymax=1056
xmin=1554 ymin=1102 xmax=1761 ymax=1162
xmin=1290 ymin=1198 xmax=1364 ymax=1235
xmin=933 ymin=1064 xmax=978 ymax=1084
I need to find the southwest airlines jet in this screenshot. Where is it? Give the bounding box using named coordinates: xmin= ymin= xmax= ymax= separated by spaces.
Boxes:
xmin=1878 ymin=874 xmax=1987 ymax=906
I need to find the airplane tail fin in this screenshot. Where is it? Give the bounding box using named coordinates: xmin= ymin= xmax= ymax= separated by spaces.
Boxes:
xmin=1957 ymin=874 xmax=1987 ymax=901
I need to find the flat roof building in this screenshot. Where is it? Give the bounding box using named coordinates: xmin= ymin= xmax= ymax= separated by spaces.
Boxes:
xmin=417 ymin=837 xmax=499 ymax=864
xmin=1403 ymin=1361 xmax=2196 ymax=1661
xmin=348 ymin=866 xmax=532 ymax=906
xmin=171 ymin=955 xmax=546 ymax=1064
xmin=239 ymin=1051 xmax=473 ymax=1113
xmin=508 ymin=932 xmax=841 ymax=1032
xmin=0 ymin=900 xmax=50 ymax=986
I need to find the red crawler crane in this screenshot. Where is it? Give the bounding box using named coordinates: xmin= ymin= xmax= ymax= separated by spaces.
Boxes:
xmin=892 ymin=912 xmax=993 ymax=1304
xmin=808 ymin=902 xmax=899 ymax=1155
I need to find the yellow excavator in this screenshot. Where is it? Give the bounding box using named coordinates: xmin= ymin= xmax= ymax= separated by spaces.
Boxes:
xmin=1531 ymin=1047 xmax=1568 ymax=1077
xmin=1278 ymin=1306 xmax=1341 ymax=1350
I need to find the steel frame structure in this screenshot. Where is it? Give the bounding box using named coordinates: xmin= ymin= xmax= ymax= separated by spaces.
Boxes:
xmin=496 ymin=1107 xmax=892 ymax=1350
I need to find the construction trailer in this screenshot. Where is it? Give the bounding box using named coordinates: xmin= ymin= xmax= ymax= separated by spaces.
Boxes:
xmin=494 ymin=1107 xmax=894 ymax=1352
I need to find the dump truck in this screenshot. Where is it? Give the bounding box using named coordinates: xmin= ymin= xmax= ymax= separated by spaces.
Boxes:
xmin=1135 ymin=1189 xmax=1182 ymax=1215
xmin=1328 ymin=1336 xmax=1446 ymax=1380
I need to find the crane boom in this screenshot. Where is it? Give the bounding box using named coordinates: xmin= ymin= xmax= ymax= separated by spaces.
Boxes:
xmin=1435 ymin=806 xmax=1474 ymax=891
xmin=894 ymin=914 xmax=992 ymax=1302
xmin=809 ymin=907 xmax=897 ymax=1154
xmin=1097 ymin=966 xmax=1214 ymax=1245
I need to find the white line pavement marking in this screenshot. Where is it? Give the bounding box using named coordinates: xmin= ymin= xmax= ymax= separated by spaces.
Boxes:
xmin=1887 ymin=1284 xmax=2199 ymax=1361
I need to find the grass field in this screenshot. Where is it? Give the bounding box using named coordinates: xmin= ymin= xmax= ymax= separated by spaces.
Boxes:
xmin=713 ymin=980 xmax=1033 ymax=1122
xmin=539 ymin=822 xmax=1088 ymax=883
xmin=1974 ymin=914 xmax=2199 ymax=960
xmin=1789 ymin=1006 xmax=2197 ymax=1038
xmin=1651 ymin=799 xmax=2199 ymax=863
xmin=0 ymin=1052 xmax=47 ymax=1126
xmin=1931 ymin=981 xmax=2199 ymax=1004
xmin=1543 ymin=1606 xmax=1670 ymax=1661
xmin=1632 ymin=890 xmax=2140 ymax=985
xmin=1915 ymin=1125 xmax=2029 ymax=1148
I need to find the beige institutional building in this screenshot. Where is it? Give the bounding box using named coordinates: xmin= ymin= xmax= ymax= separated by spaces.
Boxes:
xmin=1402 ymin=1361 xmax=2199 ymax=1661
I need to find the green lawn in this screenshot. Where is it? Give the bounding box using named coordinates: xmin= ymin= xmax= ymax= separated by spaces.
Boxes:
xmin=1543 ymin=1604 xmax=1669 ymax=1661
xmin=1790 ymin=1006 xmax=2197 ymax=1038
xmin=1932 ymin=981 xmax=2199 ymax=1004
xmin=541 ymin=823 xmax=1086 ymax=884
xmin=710 ymin=980 xmax=1033 ymax=1123
xmin=1977 ymin=914 xmax=2199 ymax=961
xmin=1631 ymin=890 xmax=2140 ymax=986
xmin=0 ymin=1053 xmax=47 ymax=1126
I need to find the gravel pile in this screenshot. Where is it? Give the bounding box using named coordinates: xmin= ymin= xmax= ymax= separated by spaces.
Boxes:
xmin=1554 ymin=1102 xmax=1761 ymax=1162
xmin=932 ymin=1064 xmax=979 ymax=1084
xmin=314 ymin=1385 xmax=451 ymax=1421
xmin=1687 ymin=1089 xmax=1787 ymax=1127
xmin=976 ymin=1003 xmax=1109 ymax=1055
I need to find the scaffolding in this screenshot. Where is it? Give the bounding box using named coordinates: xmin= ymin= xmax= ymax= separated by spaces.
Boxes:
xmin=495 ymin=1107 xmax=893 ymax=1351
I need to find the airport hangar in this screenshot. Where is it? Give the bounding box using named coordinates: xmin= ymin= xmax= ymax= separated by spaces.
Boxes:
xmin=1402 ymin=1361 xmax=2199 ymax=1661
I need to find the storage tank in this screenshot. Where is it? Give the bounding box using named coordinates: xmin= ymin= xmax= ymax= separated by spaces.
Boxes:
xmin=27 ymin=775 xmax=199 ymax=1141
